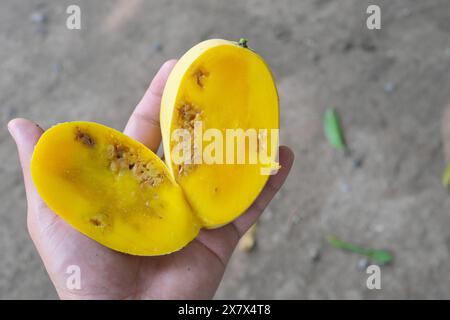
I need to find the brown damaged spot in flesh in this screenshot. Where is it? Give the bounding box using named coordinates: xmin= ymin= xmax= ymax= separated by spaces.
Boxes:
xmin=75 ymin=127 xmax=95 ymax=147
xmin=175 ymin=102 xmax=202 ymax=177
xmin=134 ymin=162 xmax=165 ymax=188
xmin=107 ymin=143 xmax=134 ymax=174
xmin=194 ymin=69 xmax=209 ymax=88
xmin=89 ymin=218 xmax=102 ymax=227
xmin=178 ymin=102 xmax=203 ymax=130
xmin=89 ymin=213 xmax=110 ymax=229
xmin=106 ymin=141 xmax=165 ymax=188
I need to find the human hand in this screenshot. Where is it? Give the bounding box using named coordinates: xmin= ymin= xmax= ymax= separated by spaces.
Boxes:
xmin=8 ymin=60 xmax=294 ymax=299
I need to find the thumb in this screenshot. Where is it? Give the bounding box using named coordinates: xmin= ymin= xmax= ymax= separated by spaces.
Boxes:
xmin=8 ymin=118 xmax=44 ymax=208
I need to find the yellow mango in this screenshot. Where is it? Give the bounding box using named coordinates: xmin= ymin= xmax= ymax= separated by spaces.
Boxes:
xmin=161 ymin=39 xmax=279 ymax=228
xmin=31 ymin=122 xmax=200 ymax=256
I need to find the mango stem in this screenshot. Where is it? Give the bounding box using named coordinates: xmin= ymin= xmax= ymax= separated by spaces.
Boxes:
xmin=238 ymin=38 xmax=249 ymax=48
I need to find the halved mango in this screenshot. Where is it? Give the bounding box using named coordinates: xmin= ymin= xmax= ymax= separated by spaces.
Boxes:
xmin=31 ymin=122 xmax=200 ymax=256
xmin=161 ymin=39 xmax=279 ymax=228
xmin=31 ymin=39 xmax=279 ymax=255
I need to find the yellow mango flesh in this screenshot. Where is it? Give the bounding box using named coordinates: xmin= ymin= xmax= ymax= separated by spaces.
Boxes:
xmin=161 ymin=39 xmax=279 ymax=228
xmin=31 ymin=122 xmax=200 ymax=256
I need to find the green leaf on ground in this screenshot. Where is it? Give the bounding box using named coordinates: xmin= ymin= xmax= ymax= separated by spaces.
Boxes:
xmin=326 ymin=235 xmax=393 ymax=265
xmin=442 ymin=163 xmax=450 ymax=187
xmin=323 ymin=108 xmax=346 ymax=150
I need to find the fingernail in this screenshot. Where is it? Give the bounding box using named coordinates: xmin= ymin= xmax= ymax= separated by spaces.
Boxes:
xmin=162 ymin=59 xmax=177 ymax=70
xmin=7 ymin=118 xmax=33 ymax=143
xmin=7 ymin=119 xmax=19 ymax=141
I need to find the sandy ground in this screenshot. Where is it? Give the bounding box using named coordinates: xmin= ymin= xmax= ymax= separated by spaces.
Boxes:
xmin=1 ymin=0 xmax=450 ymax=299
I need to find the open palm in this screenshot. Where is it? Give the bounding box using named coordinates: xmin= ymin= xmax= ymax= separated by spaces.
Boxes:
xmin=8 ymin=60 xmax=294 ymax=299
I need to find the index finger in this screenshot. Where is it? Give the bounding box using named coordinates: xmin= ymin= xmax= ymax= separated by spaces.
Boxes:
xmin=124 ymin=59 xmax=177 ymax=152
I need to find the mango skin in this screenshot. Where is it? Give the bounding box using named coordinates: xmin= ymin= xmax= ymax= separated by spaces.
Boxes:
xmin=31 ymin=122 xmax=200 ymax=256
xmin=161 ymin=39 xmax=279 ymax=228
